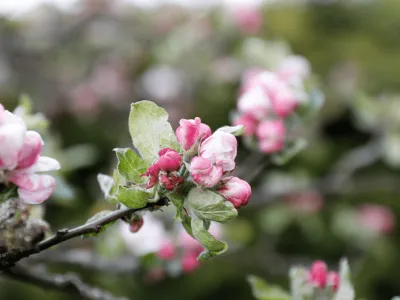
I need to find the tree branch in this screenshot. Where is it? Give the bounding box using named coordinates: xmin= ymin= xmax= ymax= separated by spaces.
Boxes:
xmin=0 ymin=199 xmax=167 ymax=270
xmin=2 ymin=264 xmax=128 ymax=300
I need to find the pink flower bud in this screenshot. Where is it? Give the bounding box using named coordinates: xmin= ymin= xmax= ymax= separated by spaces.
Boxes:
xmin=357 ymin=205 xmax=395 ymax=234
xmin=129 ymin=217 xmax=144 ymax=233
xmin=309 ymin=260 xmax=328 ymax=289
xmin=17 ymin=131 xmax=43 ymax=169
xmin=199 ymin=131 xmax=237 ymax=172
xmin=157 ymin=240 xmax=176 ymax=261
xmin=159 ymin=172 xmax=184 ymax=190
xmin=233 ymin=114 xmax=258 ymax=136
xmin=157 ymin=148 xmax=182 ymax=172
xmin=327 ymin=271 xmax=340 ymax=292
xmin=175 ymin=117 xmax=211 ymax=151
xmin=232 ymin=6 xmax=263 ymax=34
xmin=189 ymin=156 xmax=223 ymax=188
xmin=217 ymin=176 xmax=251 ymax=209
xmin=181 ymin=252 xmax=200 ymax=273
xmin=278 ymin=55 xmax=311 ymax=83
xmin=142 ymin=164 xmax=161 ymax=189
xmin=256 ymin=120 xmax=286 ymax=154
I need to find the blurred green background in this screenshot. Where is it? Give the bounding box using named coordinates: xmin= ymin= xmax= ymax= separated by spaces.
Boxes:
xmin=1 ymin=0 xmax=400 ymax=299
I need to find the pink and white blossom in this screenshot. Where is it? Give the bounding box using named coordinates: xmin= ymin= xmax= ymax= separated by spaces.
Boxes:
xmin=0 ymin=106 xmax=60 ymax=204
xmin=278 ymin=55 xmax=311 ymax=83
xmin=9 ymin=157 xmax=60 ymax=204
xmin=217 ymin=176 xmax=251 ymax=209
xmin=232 ymin=6 xmax=263 ymax=34
xmin=357 ymin=204 xmax=395 ymax=234
xmin=199 ymin=131 xmax=237 ymax=172
xmin=256 ymin=120 xmax=286 ymax=154
xmin=189 ymin=156 xmax=223 ymax=188
xmin=269 ymin=83 xmax=300 ymax=118
xmin=237 ymin=86 xmax=271 ymax=120
xmin=175 ymin=117 xmax=211 ymax=151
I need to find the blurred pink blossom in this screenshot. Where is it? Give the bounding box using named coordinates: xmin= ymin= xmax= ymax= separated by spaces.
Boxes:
xmin=232 ymin=6 xmax=263 ymax=34
xmin=284 ymin=190 xmax=324 ymax=214
xmin=357 ymin=204 xmax=395 ymax=234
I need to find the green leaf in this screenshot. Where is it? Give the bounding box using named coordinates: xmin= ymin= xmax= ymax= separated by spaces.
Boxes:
xmin=128 ymin=101 xmax=181 ymax=165
xmin=186 ymin=188 xmax=238 ymax=223
xmin=271 ymin=138 xmax=308 ymax=166
xmin=117 ymin=186 xmax=151 ymax=209
xmin=248 ymin=275 xmax=291 ymax=300
xmin=18 ymin=94 xmax=33 ymax=113
xmin=167 ymin=192 xmax=185 ymax=222
xmin=216 ymin=125 xmax=245 ymax=136
xmin=191 ymin=216 xmax=227 ymax=260
xmin=114 ymin=148 xmax=148 ymax=184
xmin=83 ymin=210 xmax=116 ymax=238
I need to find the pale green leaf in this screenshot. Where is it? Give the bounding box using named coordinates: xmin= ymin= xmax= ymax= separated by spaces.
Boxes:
xmin=128 ymin=100 xmax=180 ymax=165
xmin=216 ymin=125 xmax=245 ymax=136
xmin=114 ymin=148 xmax=148 ymax=184
xmin=117 ymin=186 xmax=151 ymax=209
xmin=247 ymin=275 xmax=291 ymax=300
xmin=186 ymin=188 xmax=238 ymax=223
xmin=191 ymin=216 xmax=227 ymax=260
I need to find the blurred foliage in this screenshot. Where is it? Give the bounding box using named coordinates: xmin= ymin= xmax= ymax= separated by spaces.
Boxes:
xmin=1 ymin=0 xmax=400 ymax=299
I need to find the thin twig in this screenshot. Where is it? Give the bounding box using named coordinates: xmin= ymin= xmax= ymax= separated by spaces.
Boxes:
xmin=2 ymin=264 xmax=128 ymax=300
xmin=0 ymin=199 xmax=167 ymax=270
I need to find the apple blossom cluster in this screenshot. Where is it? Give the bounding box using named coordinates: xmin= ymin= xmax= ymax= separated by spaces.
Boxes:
xmin=0 ymin=104 xmax=60 ymax=204
xmin=250 ymin=258 xmax=353 ymax=300
xmin=233 ymin=55 xmax=312 ymax=154
xmin=308 ymin=260 xmax=340 ymax=292
xmin=141 ymin=117 xmax=251 ymax=209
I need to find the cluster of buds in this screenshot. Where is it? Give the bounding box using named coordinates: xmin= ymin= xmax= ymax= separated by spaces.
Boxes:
xmin=233 ymin=55 xmax=311 ymax=154
xmin=0 ymin=104 xmax=60 ymax=204
xmin=141 ymin=117 xmax=251 ymax=209
xmin=142 ymin=148 xmax=184 ymax=190
xmin=308 ymin=260 xmax=340 ymax=292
